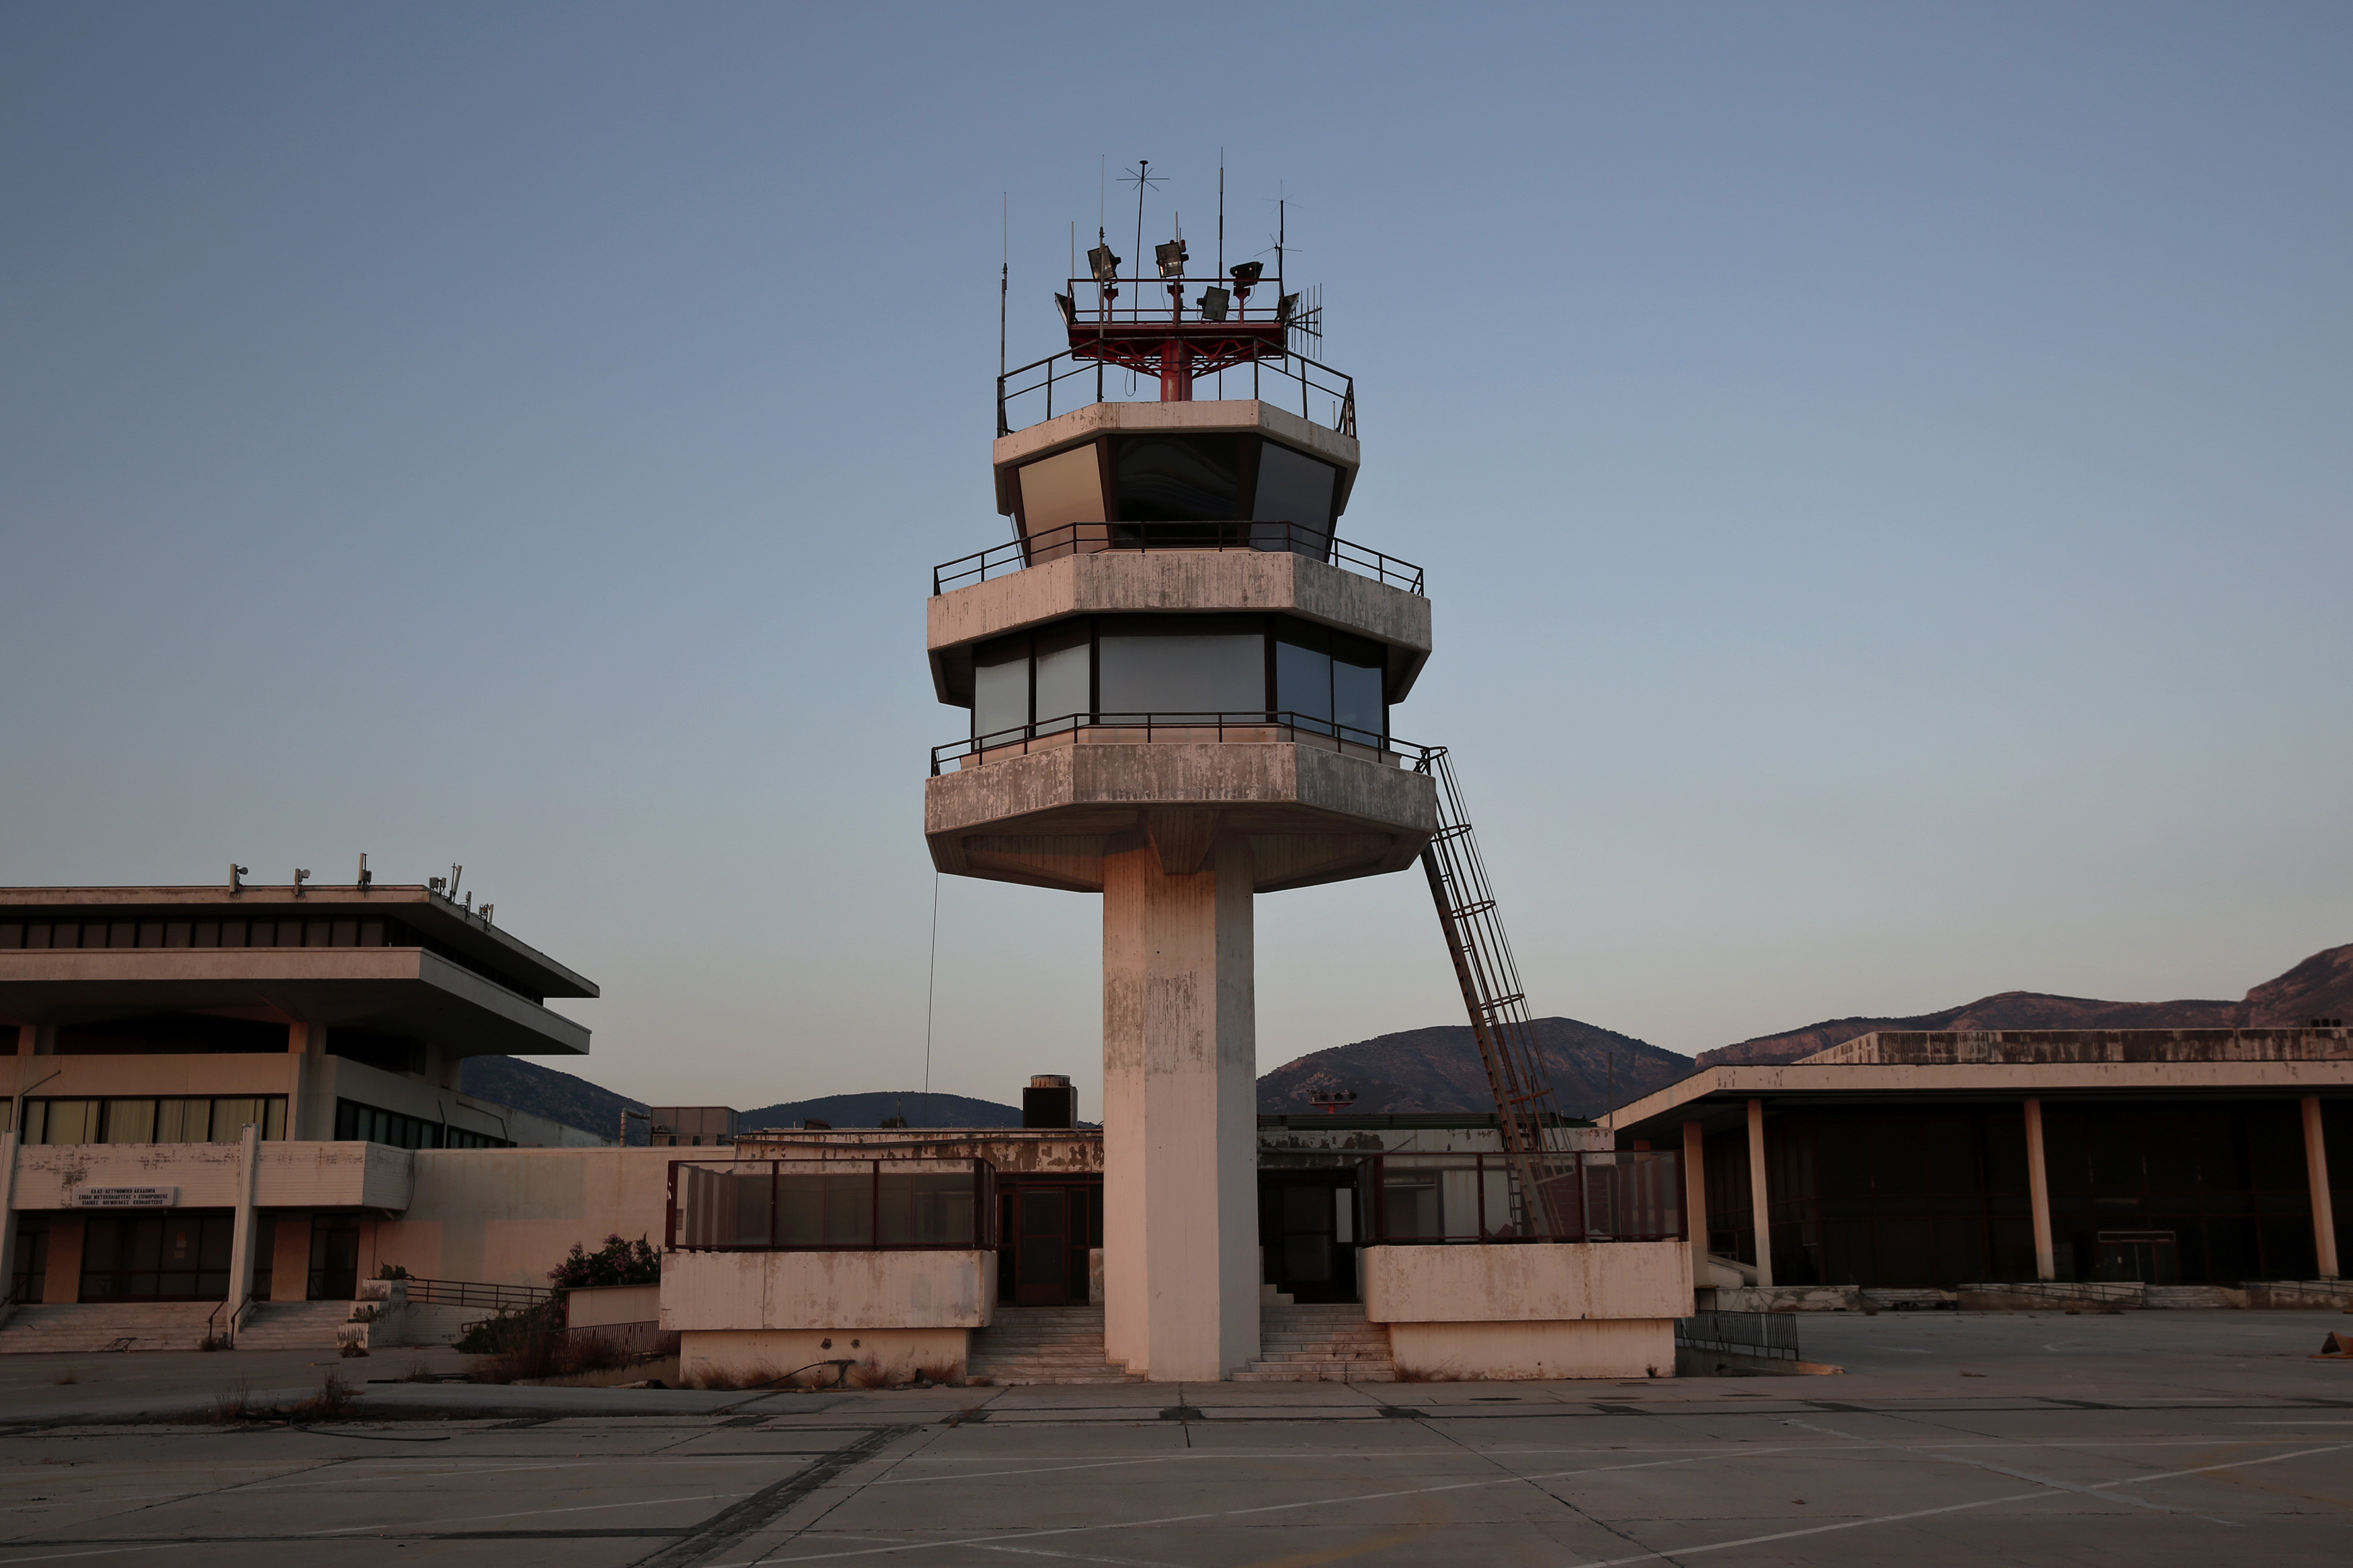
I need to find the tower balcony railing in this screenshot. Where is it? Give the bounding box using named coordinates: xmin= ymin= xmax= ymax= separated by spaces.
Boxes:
xmin=998 ymin=341 xmax=1356 ymax=438
xmin=933 ymin=520 xmax=1424 ymax=596
xmin=932 ymin=712 xmax=1437 ymax=777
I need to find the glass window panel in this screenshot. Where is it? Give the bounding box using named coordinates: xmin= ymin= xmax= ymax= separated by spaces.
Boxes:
xmin=1113 ymin=434 xmax=1242 ymax=523
xmin=1274 ymin=639 xmax=1331 ymax=727
xmin=1033 ymin=622 xmax=1091 ymax=731
xmin=210 ymin=1099 xmax=263 ymax=1143
xmin=264 ymin=1097 xmax=286 ymax=1141
xmin=35 ymin=1100 xmax=100 ymax=1145
xmin=1252 ymin=440 xmax=1338 ymax=542
xmin=1017 ymin=444 xmax=1106 ymax=538
xmin=103 ymin=1100 xmax=157 ymax=1144
xmin=972 ymin=634 xmax=1031 ymax=741
xmin=1097 ymin=624 xmax=1265 ymax=717
xmin=1332 ymin=659 xmax=1384 ymax=742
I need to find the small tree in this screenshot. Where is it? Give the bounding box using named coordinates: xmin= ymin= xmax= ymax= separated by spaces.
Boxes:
xmin=548 ymin=1234 xmax=660 ymax=1292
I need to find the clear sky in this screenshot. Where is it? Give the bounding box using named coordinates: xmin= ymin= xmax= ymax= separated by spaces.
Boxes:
xmin=5 ymin=3 xmax=2348 ymax=1117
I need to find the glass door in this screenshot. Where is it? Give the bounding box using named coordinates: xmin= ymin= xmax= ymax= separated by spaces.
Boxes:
xmin=1014 ymin=1188 xmax=1071 ymax=1305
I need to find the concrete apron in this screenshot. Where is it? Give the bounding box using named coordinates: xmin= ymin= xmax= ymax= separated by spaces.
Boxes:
xmin=1101 ymin=831 xmax=1261 ymax=1381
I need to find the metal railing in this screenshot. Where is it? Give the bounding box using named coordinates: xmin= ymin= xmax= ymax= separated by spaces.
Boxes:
xmin=933 ymin=711 xmax=1429 ymax=776
xmin=403 ymin=1276 xmax=553 ymax=1312
xmin=998 ymin=344 xmax=1356 ymax=437
xmin=668 ymin=1157 xmax=997 ymax=1252
xmin=1677 ymin=1311 xmax=1799 ymax=1361
xmin=934 ymin=520 xmax=1423 ymax=596
xmin=1365 ymin=1150 xmax=1685 ymax=1245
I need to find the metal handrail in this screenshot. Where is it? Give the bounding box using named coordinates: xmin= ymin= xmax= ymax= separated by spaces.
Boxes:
xmin=933 ymin=520 xmax=1424 ymax=596
xmin=667 ymin=1157 xmax=997 ymax=1252
xmin=932 ymin=712 xmax=1429 ymax=776
xmin=998 ymin=344 xmax=1356 ymax=437
xmin=403 ymin=1276 xmax=553 ymax=1311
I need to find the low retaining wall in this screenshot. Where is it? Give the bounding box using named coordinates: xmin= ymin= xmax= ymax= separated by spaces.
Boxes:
xmin=1388 ymin=1319 xmax=1673 ymax=1381
xmin=679 ymin=1327 xmax=970 ymax=1389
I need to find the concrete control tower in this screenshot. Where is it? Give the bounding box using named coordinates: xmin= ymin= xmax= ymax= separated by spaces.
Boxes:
xmin=925 ymin=223 xmax=1437 ymax=1378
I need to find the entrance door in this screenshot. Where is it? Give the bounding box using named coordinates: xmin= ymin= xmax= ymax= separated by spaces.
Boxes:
xmin=1259 ymin=1175 xmax=1361 ymax=1303
xmin=2093 ymin=1229 xmax=2180 ymax=1285
xmin=1014 ymin=1187 xmax=1072 ymax=1305
xmin=79 ymin=1214 xmax=235 ymax=1302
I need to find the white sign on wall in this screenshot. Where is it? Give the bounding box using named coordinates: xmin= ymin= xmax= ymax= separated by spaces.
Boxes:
xmin=71 ymin=1186 xmax=178 ymax=1209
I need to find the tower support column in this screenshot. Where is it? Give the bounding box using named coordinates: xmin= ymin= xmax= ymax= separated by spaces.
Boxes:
xmin=1101 ymin=827 xmax=1259 ymax=1380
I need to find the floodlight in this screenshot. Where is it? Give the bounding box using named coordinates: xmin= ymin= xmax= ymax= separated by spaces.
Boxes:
xmin=1229 ymin=261 xmax=1263 ymax=286
xmin=1088 ymin=245 xmax=1121 ymax=282
xmin=1054 ymin=292 xmax=1078 ymax=329
xmin=1276 ymin=292 xmax=1300 ymax=326
xmin=1155 ymin=239 xmax=1188 ymax=279
xmin=1195 ymin=287 xmax=1230 ymax=322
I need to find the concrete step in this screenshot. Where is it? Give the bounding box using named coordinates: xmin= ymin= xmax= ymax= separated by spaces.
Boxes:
xmin=1241 ymin=1306 xmax=1394 ymax=1382
xmin=966 ymin=1307 xmax=1136 ymax=1385
xmin=2145 ymin=1286 xmax=2237 ymax=1309
xmin=0 ymin=1303 xmax=221 ymax=1354
xmin=235 ymin=1301 xmax=354 ymax=1350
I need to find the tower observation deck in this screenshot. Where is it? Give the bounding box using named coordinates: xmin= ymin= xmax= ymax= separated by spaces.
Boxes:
xmin=924 ymin=201 xmax=1605 ymax=1380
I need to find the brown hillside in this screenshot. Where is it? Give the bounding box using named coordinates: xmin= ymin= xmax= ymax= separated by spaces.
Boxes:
xmin=1258 ymin=1018 xmax=1691 ymax=1119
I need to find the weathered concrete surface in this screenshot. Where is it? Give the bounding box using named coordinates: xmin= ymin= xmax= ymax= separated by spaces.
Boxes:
xmin=733 ymin=1128 xmax=1105 ymax=1175
xmin=926 ymin=740 xmax=1437 ymax=893
xmin=1101 ymin=838 xmax=1259 ymax=1381
xmin=1387 ymin=1316 xmax=1675 ymax=1380
xmin=660 ymin=1248 xmax=995 ymax=1333
xmin=1363 ymin=1241 xmax=1691 ymax=1325
xmin=12 ymin=1139 xmax=413 ymax=1210
xmin=928 ymin=550 xmax=1429 ymax=700
xmin=680 ymin=1326 xmax=969 ymax=1387
xmin=368 ymin=1145 xmax=677 ymax=1286
xmin=991 ymin=398 xmax=1359 ymax=489
xmin=567 ymin=1282 xmax=660 ymax=1327
xmin=1809 ymin=1026 xmax=2353 ymax=1066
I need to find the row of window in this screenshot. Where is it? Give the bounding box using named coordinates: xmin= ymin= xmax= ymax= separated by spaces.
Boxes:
xmin=8 ymin=1095 xmax=510 ymax=1149
xmin=970 ymin=614 xmax=1389 ymax=745
xmin=0 ymin=917 xmax=546 ymax=1002
xmin=19 ymin=1096 xmax=288 ymax=1145
xmin=333 ymin=1098 xmax=511 ymax=1150
xmin=1013 ymin=433 xmax=1343 ymax=535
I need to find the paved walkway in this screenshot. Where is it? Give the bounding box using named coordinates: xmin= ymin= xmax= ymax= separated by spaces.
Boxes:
xmin=0 ymin=1312 xmax=2344 ymax=1565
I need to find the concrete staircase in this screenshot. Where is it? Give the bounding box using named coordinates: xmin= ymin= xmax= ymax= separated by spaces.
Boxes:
xmin=2144 ymin=1285 xmax=2238 ymax=1310
xmin=0 ymin=1303 xmax=219 ymax=1354
xmin=1233 ymin=1303 xmax=1396 ymax=1383
xmin=235 ymin=1301 xmax=354 ymax=1350
xmin=965 ymin=1305 xmax=1142 ymax=1385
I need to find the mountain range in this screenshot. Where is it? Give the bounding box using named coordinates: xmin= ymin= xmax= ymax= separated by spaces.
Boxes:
xmin=467 ymin=940 xmax=2351 ymax=1137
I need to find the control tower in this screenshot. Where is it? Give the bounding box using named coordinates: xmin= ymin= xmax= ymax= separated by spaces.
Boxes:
xmin=924 ymin=219 xmax=1435 ymax=1380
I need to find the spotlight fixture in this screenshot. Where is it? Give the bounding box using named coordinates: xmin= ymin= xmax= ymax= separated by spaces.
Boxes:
xmin=1154 ymin=239 xmax=1188 ymax=279
xmin=1228 ymin=261 xmax=1263 ymax=286
xmin=1054 ymin=292 xmax=1078 ymax=329
xmin=1276 ymin=292 xmax=1300 ymax=327
xmin=1088 ymin=245 xmax=1121 ymax=282
xmin=1195 ymin=286 xmax=1230 ymax=322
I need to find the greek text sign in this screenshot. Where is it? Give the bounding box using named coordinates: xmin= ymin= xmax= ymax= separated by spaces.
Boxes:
xmin=71 ymin=1186 xmax=177 ymax=1209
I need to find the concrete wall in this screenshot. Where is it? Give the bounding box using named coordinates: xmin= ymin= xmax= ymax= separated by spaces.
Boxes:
xmin=567 ymin=1283 xmax=660 ymax=1327
xmin=1362 ymin=1242 xmax=1691 ymax=1324
xmin=365 ymin=1147 xmax=675 ymax=1286
xmin=1810 ymin=1028 xmax=2353 ymax=1067
xmin=678 ymin=1328 xmax=970 ymax=1389
xmin=928 ymin=550 xmax=1429 ymax=682
xmin=659 ymin=1249 xmax=995 ymax=1332
xmin=11 ymin=1140 xmax=413 ymax=1210
xmin=1387 ymin=1319 xmax=1676 ymax=1381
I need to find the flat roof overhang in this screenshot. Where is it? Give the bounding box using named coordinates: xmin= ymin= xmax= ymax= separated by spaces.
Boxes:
xmin=1605 ymin=1061 xmax=2353 ymax=1143
xmin=0 ymin=886 xmax=598 ymax=1001
xmin=0 ymin=948 xmax=589 ymax=1057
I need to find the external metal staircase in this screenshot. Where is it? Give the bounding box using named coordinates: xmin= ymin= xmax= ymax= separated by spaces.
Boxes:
xmin=1415 ymin=747 xmax=1582 ymax=1235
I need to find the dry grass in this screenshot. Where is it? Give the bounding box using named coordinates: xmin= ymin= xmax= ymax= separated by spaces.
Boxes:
xmin=401 ymin=1362 xmax=443 ymax=1384
xmin=468 ymin=1329 xmax=633 ymax=1385
xmin=210 ymin=1379 xmax=255 ymax=1423
xmin=291 ymin=1372 xmax=356 ymax=1421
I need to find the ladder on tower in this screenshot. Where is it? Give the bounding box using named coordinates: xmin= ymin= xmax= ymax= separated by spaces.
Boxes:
xmin=1416 ymin=747 xmax=1581 ymax=1239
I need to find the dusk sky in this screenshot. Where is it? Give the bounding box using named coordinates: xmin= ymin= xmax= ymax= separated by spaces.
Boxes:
xmin=5 ymin=3 xmax=2348 ymax=1117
